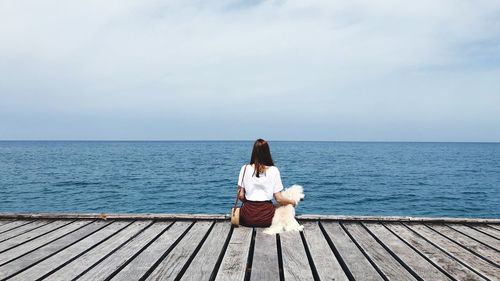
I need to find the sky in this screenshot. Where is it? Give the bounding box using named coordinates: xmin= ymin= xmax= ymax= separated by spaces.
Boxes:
xmin=0 ymin=0 xmax=499 ymax=141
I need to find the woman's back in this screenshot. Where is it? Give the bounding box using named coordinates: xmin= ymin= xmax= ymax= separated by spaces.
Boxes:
xmin=238 ymin=164 xmax=284 ymax=201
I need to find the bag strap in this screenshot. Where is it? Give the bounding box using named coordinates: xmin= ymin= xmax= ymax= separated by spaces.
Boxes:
xmin=232 ymin=164 xmax=248 ymax=211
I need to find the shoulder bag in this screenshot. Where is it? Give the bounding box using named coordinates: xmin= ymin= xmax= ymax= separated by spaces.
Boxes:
xmin=231 ymin=164 xmax=248 ymax=226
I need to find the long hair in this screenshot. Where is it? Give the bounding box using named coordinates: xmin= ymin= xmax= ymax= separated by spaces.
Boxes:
xmin=250 ymin=139 xmax=275 ymax=177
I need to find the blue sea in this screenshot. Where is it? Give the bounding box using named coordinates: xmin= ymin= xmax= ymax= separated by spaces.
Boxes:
xmin=0 ymin=141 xmax=499 ymax=218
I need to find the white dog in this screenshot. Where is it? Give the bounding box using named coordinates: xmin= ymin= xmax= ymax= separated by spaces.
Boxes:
xmin=263 ymin=185 xmax=305 ymax=234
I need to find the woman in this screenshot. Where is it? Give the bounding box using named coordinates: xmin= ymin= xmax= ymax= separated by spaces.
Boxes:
xmin=237 ymin=139 xmax=296 ymax=227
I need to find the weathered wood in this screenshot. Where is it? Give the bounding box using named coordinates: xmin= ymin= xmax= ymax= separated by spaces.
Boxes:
xmin=250 ymin=229 xmax=280 ymax=281
xmin=110 ymin=221 xmax=192 ymax=280
xmin=0 ymin=220 xmax=74 ymax=252
xmin=0 ymin=220 xmax=105 ymax=280
xmin=1 ymin=215 xmax=500 ymax=281
xmin=343 ymin=222 xmax=416 ymax=281
xmin=405 ymin=223 xmax=500 ymax=280
xmin=215 ymin=226 xmax=253 ymax=281
xmin=447 ymin=224 xmax=500 ymax=251
xmin=77 ymin=221 xmax=173 ymax=281
xmin=428 ymin=224 xmax=500 ymax=265
xmin=44 ymin=220 xmax=153 ymax=281
xmin=0 ymin=220 xmax=94 ymax=265
xmin=9 ymin=221 xmax=131 ymax=281
xmin=146 ymin=221 xmax=213 ymax=280
xmin=2 ymin=212 xmax=500 ymax=224
xmin=180 ymin=222 xmax=231 ymax=281
xmin=470 ymin=225 xmax=500 ymax=240
xmin=0 ymin=220 xmax=34 ymax=234
xmin=0 ymin=220 xmax=50 ymax=241
xmin=364 ymin=222 xmax=452 ymax=280
xmin=0 ymin=212 xmax=226 ymax=220
xmin=489 ymin=224 xmax=500 ymax=231
xmin=385 ymin=223 xmax=484 ymax=280
xmin=321 ymin=222 xmax=383 ymax=281
xmin=280 ymin=230 xmax=315 ymax=281
xmin=298 ymin=215 xmax=500 ymax=223
xmin=301 ymin=221 xmax=348 ymax=281
xmin=0 ymin=220 xmax=13 ymax=227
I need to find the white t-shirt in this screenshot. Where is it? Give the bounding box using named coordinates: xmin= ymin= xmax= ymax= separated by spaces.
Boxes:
xmin=238 ymin=164 xmax=284 ymax=201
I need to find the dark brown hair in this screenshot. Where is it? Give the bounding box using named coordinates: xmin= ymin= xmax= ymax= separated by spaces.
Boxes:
xmin=250 ymin=138 xmax=275 ymax=177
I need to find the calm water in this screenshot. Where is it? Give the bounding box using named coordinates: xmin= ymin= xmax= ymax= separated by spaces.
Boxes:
xmin=0 ymin=141 xmax=499 ymax=218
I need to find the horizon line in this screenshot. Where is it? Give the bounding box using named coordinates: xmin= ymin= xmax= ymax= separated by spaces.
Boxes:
xmin=0 ymin=139 xmax=499 ymax=144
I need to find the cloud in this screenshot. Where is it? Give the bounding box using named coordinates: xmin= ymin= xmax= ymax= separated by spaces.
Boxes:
xmin=0 ymin=0 xmax=499 ymax=140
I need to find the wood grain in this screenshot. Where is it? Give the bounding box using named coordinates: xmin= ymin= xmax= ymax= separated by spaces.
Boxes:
xmin=321 ymin=222 xmax=383 ymax=281
xmin=364 ymin=222 xmax=452 ymax=281
xmin=215 ymin=226 xmax=253 ymax=281
xmin=470 ymin=225 xmax=500 ymax=240
xmin=0 ymin=220 xmax=51 ymax=241
xmin=145 ymin=221 xmax=213 ymax=281
xmin=0 ymin=220 xmax=34 ymax=234
xmin=385 ymin=223 xmax=484 ymax=281
xmin=0 ymin=220 xmax=74 ymax=252
xmin=180 ymin=222 xmax=231 ymax=281
xmin=44 ymin=220 xmax=153 ymax=281
xmin=301 ymin=221 xmax=348 ymax=281
xmin=77 ymin=221 xmax=173 ymax=281
xmin=405 ymin=223 xmax=499 ymax=280
xmin=0 ymin=220 xmax=105 ymax=280
xmin=343 ymin=222 xmax=416 ymax=281
xmin=446 ymin=224 xmax=499 ymax=251
xmin=250 ymin=228 xmax=280 ymax=281
xmin=109 ymin=221 xmax=192 ymax=280
xmin=428 ymin=224 xmax=500 ymax=265
xmin=9 ymin=221 xmax=131 ymax=281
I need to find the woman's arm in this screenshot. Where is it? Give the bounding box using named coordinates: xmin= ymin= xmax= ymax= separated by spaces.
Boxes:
xmin=274 ymin=192 xmax=296 ymax=207
xmin=238 ymin=186 xmax=246 ymax=201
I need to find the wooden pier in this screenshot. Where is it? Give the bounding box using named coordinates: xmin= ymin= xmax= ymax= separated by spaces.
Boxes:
xmin=0 ymin=213 xmax=498 ymax=281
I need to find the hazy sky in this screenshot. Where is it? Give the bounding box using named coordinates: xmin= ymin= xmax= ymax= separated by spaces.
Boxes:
xmin=1 ymin=0 xmax=499 ymax=141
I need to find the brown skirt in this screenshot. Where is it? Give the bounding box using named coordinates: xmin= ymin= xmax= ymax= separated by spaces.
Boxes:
xmin=240 ymin=200 xmax=275 ymax=227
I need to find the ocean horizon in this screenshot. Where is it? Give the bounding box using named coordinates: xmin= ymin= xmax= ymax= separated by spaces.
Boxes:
xmin=1 ymin=141 xmax=499 ymax=218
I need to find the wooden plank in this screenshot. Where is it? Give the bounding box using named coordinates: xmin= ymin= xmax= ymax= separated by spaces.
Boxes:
xmin=428 ymin=224 xmax=500 ymax=265
xmin=0 ymin=220 xmax=34 ymax=234
xmin=0 ymin=212 xmax=226 ymax=220
xmin=447 ymin=224 xmax=500 ymax=250
xmin=0 ymin=220 xmax=74 ymax=252
xmin=110 ymin=221 xmax=192 ymax=280
xmin=0 ymin=220 xmax=95 ymax=265
xmin=3 ymin=212 xmax=500 ymax=224
xmin=364 ymin=222 xmax=452 ymax=280
xmin=0 ymin=220 xmax=106 ymax=280
xmin=215 ymin=226 xmax=253 ymax=281
xmin=297 ymin=215 xmax=500 ymax=224
xmin=146 ymin=221 xmax=213 ymax=280
xmin=9 ymin=221 xmax=131 ymax=281
xmin=77 ymin=221 xmax=174 ymax=281
xmin=301 ymin=221 xmax=348 ymax=281
xmin=405 ymin=223 xmax=499 ymax=280
xmin=321 ymin=222 xmax=383 ymax=280
xmin=488 ymin=224 xmax=500 ymax=231
xmin=0 ymin=220 xmax=51 ymax=241
xmin=343 ymin=222 xmax=416 ymax=281
xmin=250 ymin=228 xmax=280 ymax=281
xmin=44 ymin=220 xmax=153 ymax=281
xmin=385 ymin=223 xmax=485 ymax=281
xmin=471 ymin=225 xmax=500 ymax=240
xmin=0 ymin=220 xmax=13 ymax=226
xmin=180 ymin=222 xmax=231 ymax=281
xmin=280 ymin=230 xmax=315 ymax=281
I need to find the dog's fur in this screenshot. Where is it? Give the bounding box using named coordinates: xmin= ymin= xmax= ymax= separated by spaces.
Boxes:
xmin=263 ymin=185 xmax=304 ymax=234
